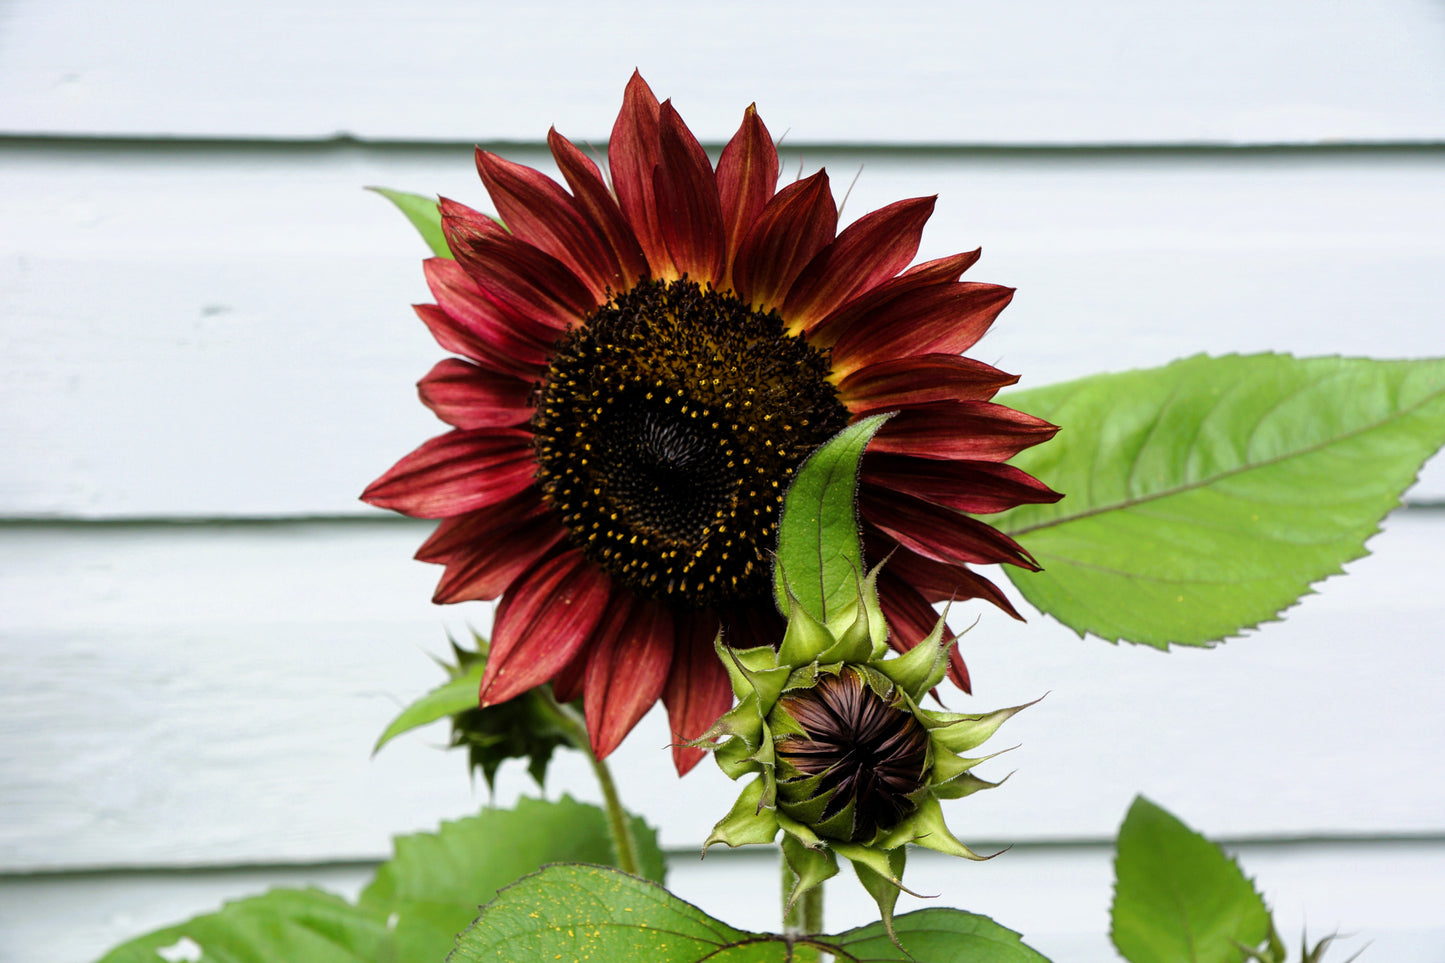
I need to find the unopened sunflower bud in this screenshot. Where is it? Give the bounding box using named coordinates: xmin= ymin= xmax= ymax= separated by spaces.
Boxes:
xmin=773 ymin=667 xmax=929 ymax=842
xmin=693 ymin=567 xmax=1035 ymax=936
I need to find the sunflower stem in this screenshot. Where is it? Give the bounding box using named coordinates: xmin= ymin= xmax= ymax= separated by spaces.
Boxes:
xmin=782 ymin=854 xmax=825 ymax=961
xmin=540 ymin=688 xmax=642 ymax=877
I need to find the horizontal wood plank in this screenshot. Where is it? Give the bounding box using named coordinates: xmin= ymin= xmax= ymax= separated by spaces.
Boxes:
xmin=2 ymin=841 xmax=1442 ymax=963
xmin=2 ymin=510 xmax=1442 ymax=872
xmin=3 ymin=144 xmax=1443 ymax=518
xmin=2 ymin=0 xmax=1444 ymax=145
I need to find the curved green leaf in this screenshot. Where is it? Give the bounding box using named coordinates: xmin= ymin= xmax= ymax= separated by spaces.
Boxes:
xmin=373 ymin=659 xmax=485 ymax=754
xmin=448 ymin=864 xmax=788 ymax=963
xmin=995 ymin=354 xmax=1445 ymax=646
xmin=774 ymin=414 xmax=891 ymax=622
xmin=93 ymin=799 xmax=664 ymax=963
xmin=1111 ymin=796 xmax=1273 ymax=963
xmin=362 ymin=796 xmax=665 ymax=961
xmin=368 ymin=186 xmax=451 ymax=258
xmin=94 ymin=889 xmax=394 ymax=963
xmin=829 ymin=907 xmax=1054 ymax=962
xmin=450 ymin=864 xmax=1054 ymax=963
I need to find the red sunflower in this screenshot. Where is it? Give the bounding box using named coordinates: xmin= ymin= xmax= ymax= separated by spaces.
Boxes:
xmin=363 ymin=72 xmax=1061 ymax=775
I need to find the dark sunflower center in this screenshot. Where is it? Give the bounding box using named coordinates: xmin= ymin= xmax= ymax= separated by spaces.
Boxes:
xmin=775 ymin=669 xmax=930 ymax=841
xmin=531 ymin=278 xmax=849 ymax=608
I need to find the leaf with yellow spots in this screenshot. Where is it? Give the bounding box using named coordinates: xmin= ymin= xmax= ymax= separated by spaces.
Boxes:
xmin=451 ymin=864 xmax=1053 ymax=963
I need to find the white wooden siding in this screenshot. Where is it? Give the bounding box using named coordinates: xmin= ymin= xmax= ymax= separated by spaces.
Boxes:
xmin=3 ymin=1 xmax=1444 ymax=960
xmin=4 ymin=145 xmax=1443 ymax=518
xmin=2 ymin=0 xmax=1443 ymax=145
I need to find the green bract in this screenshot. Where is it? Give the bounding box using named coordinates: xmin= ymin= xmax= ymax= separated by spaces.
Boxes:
xmin=694 ymin=569 xmax=1031 ymax=936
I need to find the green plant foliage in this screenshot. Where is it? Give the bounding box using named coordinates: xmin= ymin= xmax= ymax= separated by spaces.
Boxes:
xmin=995 ymin=353 xmax=1445 ymax=646
xmin=368 ymin=186 xmax=451 ymax=258
xmin=1111 ymin=796 xmax=1274 ymax=963
xmin=93 ymin=799 xmax=663 ymax=963
xmin=373 ymin=654 xmax=484 ymax=753
xmin=94 ymin=889 xmax=394 ymax=963
xmin=831 ymin=908 xmax=1054 ymax=961
xmin=451 ymin=864 xmax=1054 ymax=963
xmin=449 ymin=863 xmax=786 ymax=962
xmin=373 ymin=636 xmax=577 ymax=790
xmin=773 ymin=413 xmax=891 ymax=622
xmin=361 ymin=796 xmax=666 ymax=961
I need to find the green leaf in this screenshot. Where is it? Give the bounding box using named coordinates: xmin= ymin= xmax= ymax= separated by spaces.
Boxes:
xmin=376 ymin=636 xmax=579 ymax=790
xmin=360 ymin=796 xmax=665 ymax=962
xmin=825 ymin=907 xmax=1054 ymax=961
xmin=995 ymin=354 xmax=1445 ymax=646
xmin=373 ymin=659 xmax=485 ymax=753
xmin=368 ymin=186 xmax=452 ymax=258
xmin=449 ymin=864 xmax=790 ymax=962
xmin=773 ymin=414 xmax=891 ymax=623
xmin=93 ymin=889 xmax=394 ymax=963
xmin=451 ymin=864 xmax=1054 ymax=963
xmin=1111 ymin=796 xmax=1274 ymax=963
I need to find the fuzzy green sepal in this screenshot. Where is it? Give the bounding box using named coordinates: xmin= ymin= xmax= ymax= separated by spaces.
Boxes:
xmin=873 ymin=616 xmax=954 ymax=703
xmin=928 ymin=742 xmax=1010 ymax=784
xmin=775 ymin=809 xmax=826 ymax=850
xmin=883 ymin=794 xmax=990 ymax=860
xmin=926 ymin=698 xmax=1038 ymax=753
xmin=781 ymin=834 xmax=839 ymax=914
xmin=719 ymin=640 xmax=793 ymax=715
xmin=932 ymin=769 xmax=1008 ymax=800
xmin=775 ymin=770 xmax=830 ymax=805
xmin=777 ymin=597 xmax=836 ymax=665
xmin=847 ymin=845 xmax=909 ymax=946
xmin=703 ymin=778 xmax=781 ymax=852
xmin=817 ymin=600 xmax=876 ymax=664
xmin=713 ymin=734 xmax=761 ymax=779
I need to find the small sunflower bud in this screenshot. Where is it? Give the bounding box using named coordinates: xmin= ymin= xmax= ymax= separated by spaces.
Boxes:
xmin=693 ymin=565 xmax=1036 ymax=938
xmin=773 ymin=667 xmax=929 ymax=842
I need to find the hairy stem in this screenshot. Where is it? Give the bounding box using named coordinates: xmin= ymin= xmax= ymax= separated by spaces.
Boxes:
xmin=782 ymin=853 xmax=825 ymax=962
xmin=542 ymin=690 xmax=642 ymax=877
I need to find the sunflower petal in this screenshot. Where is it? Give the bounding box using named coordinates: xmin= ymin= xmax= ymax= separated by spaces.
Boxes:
xmin=862 ymin=490 xmax=1040 ymax=570
xmin=862 ymin=455 xmax=1062 ymax=514
xmin=437 ymin=196 xmax=508 ymax=246
xmin=361 ymin=428 xmax=536 ymax=518
xmin=474 ymin=148 xmax=624 ymax=299
xmin=839 ymin=354 xmax=1019 ymax=409
xmin=548 ymin=127 xmax=649 ymax=289
xmin=716 ymin=104 xmax=779 ymax=286
xmin=830 ymin=282 xmax=1016 ymax=378
xmin=806 ymin=249 xmax=982 ymax=345
xmin=480 ymin=549 xmax=614 ymax=706
xmin=550 ymin=645 xmax=589 ymax=704
xmin=412 ymin=303 xmax=539 ymax=378
xmin=866 ymin=536 xmax=1024 ymax=619
xmin=417 ymin=357 xmax=535 ymax=429
xmin=783 ymin=196 xmax=936 ymax=333
xmin=654 ymin=100 xmax=726 ymax=286
xmin=664 ymin=611 xmax=734 ymax=775
xmin=415 ymin=491 xmax=550 ymax=562
xmin=610 ymin=70 xmax=672 ymax=276
xmin=430 ymin=513 xmax=569 ymax=604
xmin=422 ymin=259 xmax=556 ymax=368
xmin=870 ymin=401 xmax=1060 ymax=462
xmin=446 ymin=231 xmax=597 ymax=331
xmin=585 ymin=595 xmax=675 ymax=759
xmin=731 ymin=171 xmax=836 ymax=313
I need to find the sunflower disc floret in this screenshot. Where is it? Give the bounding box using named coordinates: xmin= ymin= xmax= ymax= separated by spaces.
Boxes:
xmin=694 ymin=567 xmax=1033 ymax=933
